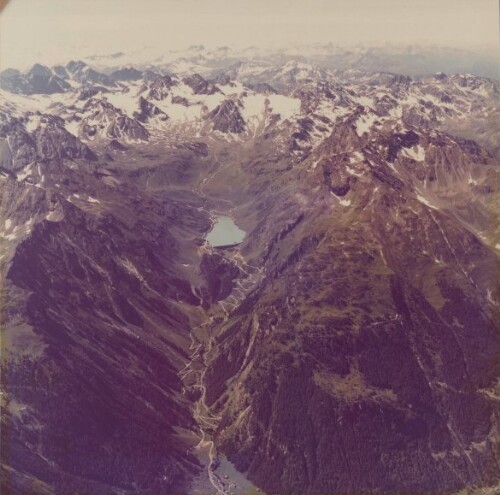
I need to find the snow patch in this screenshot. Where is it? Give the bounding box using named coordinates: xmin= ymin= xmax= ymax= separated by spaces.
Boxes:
xmin=266 ymin=94 xmax=301 ymax=121
xmin=355 ymin=95 xmax=374 ymax=109
xmin=0 ymin=89 xmax=76 ymax=116
xmin=65 ymin=119 xmax=81 ymax=136
xmin=309 ymin=158 xmax=321 ymax=171
xmin=68 ymin=193 xmax=100 ymax=204
xmin=196 ymin=93 xmax=225 ymax=112
xmin=346 ymin=166 xmax=363 ymax=177
xmin=46 ymin=210 xmax=63 ymax=222
xmin=330 ymin=191 xmax=351 ymax=206
xmin=316 ymin=100 xmax=350 ymax=123
xmin=119 ymin=257 xmax=144 ymax=281
xmin=1 ymin=218 xmax=34 ymax=241
xmin=416 ymin=194 xmax=438 ymax=210
xmin=106 ymin=88 xmax=141 ymax=118
xmin=164 ymin=102 xmax=202 ymax=122
xmin=16 ymin=164 xmax=33 ymax=181
xmin=350 ymin=151 xmax=364 ymax=163
xmin=240 ymin=94 xmax=266 ymax=122
xmin=25 ymin=115 xmax=42 ymax=133
xmin=402 ymin=145 xmax=425 ymax=161
xmin=218 ymin=81 xmax=245 ymax=95
xmin=355 ymin=113 xmax=377 ymax=137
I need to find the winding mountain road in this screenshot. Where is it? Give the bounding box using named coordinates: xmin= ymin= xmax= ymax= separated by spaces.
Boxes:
xmin=178 ymin=240 xmax=263 ymax=495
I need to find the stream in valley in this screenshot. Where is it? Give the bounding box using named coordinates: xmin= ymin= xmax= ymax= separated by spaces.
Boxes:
xmin=178 ymin=208 xmax=263 ymax=494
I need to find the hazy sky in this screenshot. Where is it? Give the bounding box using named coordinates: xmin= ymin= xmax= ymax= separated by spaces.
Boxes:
xmin=0 ymin=0 xmax=498 ymax=69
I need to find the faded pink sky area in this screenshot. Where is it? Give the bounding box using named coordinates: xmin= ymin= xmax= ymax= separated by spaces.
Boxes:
xmin=1 ymin=0 xmax=498 ymax=69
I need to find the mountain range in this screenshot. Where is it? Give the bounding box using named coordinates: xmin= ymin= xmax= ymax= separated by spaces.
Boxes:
xmin=1 ymin=50 xmax=499 ymax=495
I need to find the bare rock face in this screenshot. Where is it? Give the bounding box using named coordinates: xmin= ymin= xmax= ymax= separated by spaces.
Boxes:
xmin=146 ymin=75 xmax=177 ymax=101
xmin=198 ymin=252 xmax=242 ymax=306
xmin=171 ymin=95 xmax=189 ymax=106
xmin=246 ymin=82 xmax=278 ymax=94
xmin=106 ymin=116 xmax=149 ymax=141
xmin=77 ymin=86 xmax=109 ymax=101
xmin=0 ymin=117 xmax=37 ymax=169
xmin=133 ymin=96 xmax=169 ymax=123
xmin=110 ymin=67 xmax=143 ymax=82
xmin=109 ymin=139 xmax=128 ymax=150
xmin=65 ymin=60 xmax=115 ymax=87
xmin=0 ymin=64 xmax=71 ymax=95
xmin=384 ymin=129 xmax=420 ymax=161
xmin=183 ymin=73 xmax=220 ymax=95
xmin=321 ymin=156 xmax=352 ymax=195
xmin=0 ymin=114 xmax=96 ymax=169
xmin=174 ymin=141 xmax=209 ymax=156
xmin=206 ymin=99 xmax=246 ymax=133
xmin=80 ymin=99 xmax=149 ymax=141
xmin=32 ymin=117 xmax=97 ymax=163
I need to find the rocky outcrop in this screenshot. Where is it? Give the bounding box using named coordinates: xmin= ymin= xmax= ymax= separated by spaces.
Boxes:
xmin=174 ymin=141 xmax=209 ymax=157
xmin=171 ymin=95 xmax=189 ymax=106
xmin=183 ymin=73 xmax=220 ymax=95
xmin=110 ymin=67 xmax=143 ymax=82
xmin=52 ymin=65 xmax=70 ymax=79
xmin=198 ymin=252 xmax=241 ymax=306
xmin=246 ymin=82 xmax=278 ymax=95
xmin=0 ymin=114 xmax=96 ymax=169
xmin=66 ymin=60 xmax=115 ymax=87
xmin=0 ymin=117 xmax=37 ymax=169
xmin=35 ymin=124 xmax=96 ymax=163
xmin=206 ymin=100 xmax=245 ymax=133
xmin=77 ymin=86 xmax=109 ymax=101
xmin=0 ymin=64 xmax=71 ymax=95
xmin=147 ymin=75 xmax=177 ymax=101
xmin=133 ymin=97 xmax=168 ymax=123
xmin=109 ymin=139 xmax=128 ymax=150
xmin=80 ymin=99 xmax=149 ymax=141
xmin=384 ymin=129 xmax=420 ymax=161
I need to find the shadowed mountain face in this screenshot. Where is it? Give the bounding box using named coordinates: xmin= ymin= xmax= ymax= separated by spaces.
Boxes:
xmin=0 ymin=154 xmax=214 ymax=494
xmin=0 ymin=56 xmax=499 ymax=495
xmin=0 ymin=65 xmax=71 ymax=96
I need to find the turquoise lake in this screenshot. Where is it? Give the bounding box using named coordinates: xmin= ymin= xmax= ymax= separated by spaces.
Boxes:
xmin=206 ymin=216 xmax=245 ymax=247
